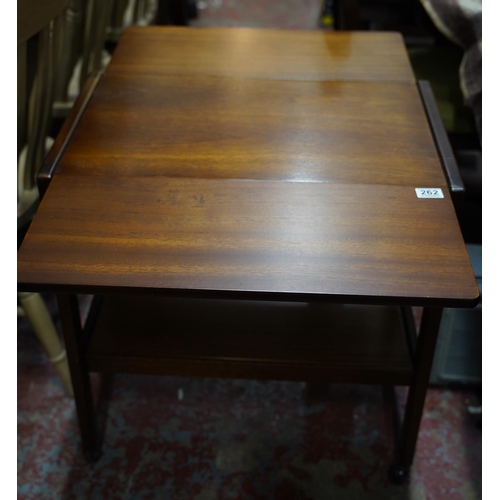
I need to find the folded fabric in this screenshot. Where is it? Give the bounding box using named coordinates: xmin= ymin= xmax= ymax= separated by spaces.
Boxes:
xmin=420 ymin=0 xmax=482 ymax=138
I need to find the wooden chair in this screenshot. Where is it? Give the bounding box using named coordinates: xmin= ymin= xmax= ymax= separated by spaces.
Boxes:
xmin=18 ymin=0 xmax=160 ymax=396
xmin=52 ymin=0 xmax=159 ymax=118
xmin=18 ymin=0 xmax=73 ymax=396
xmin=52 ymin=0 xmax=113 ymax=118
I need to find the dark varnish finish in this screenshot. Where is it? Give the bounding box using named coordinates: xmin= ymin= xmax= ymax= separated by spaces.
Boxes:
xmin=108 ymin=27 xmax=416 ymax=82
xmin=17 ymin=176 xmax=478 ymax=307
xmin=57 ymin=75 xmax=446 ymax=186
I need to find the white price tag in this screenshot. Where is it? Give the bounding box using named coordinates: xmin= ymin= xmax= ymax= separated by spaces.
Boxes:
xmin=415 ymin=188 xmax=444 ymax=199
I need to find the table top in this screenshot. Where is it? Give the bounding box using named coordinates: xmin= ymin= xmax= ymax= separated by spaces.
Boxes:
xmin=59 ymin=74 xmax=446 ymax=186
xmin=57 ymin=27 xmax=443 ymax=186
xmin=17 ymin=27 xmax=479 ymax=307
xmin=107 ymin=27 xmax=416 ymax=83
xmin=18 ymin=175 xmax=478 ymax=306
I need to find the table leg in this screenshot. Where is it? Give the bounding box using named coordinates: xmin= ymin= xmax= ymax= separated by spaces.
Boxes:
xmin=389 ymin=306 xmax=442 ymax=483
xmin=57 ymin=294 xmax=102 ymax=462
xmin=156 ymin=0 xmax=188 ymax=26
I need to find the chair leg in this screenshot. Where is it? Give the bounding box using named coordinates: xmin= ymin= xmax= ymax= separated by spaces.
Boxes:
xmin=18 ymin=292 xmax=74 ymax=397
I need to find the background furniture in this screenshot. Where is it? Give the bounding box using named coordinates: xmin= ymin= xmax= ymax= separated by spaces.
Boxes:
xmin=18 ymin=0 xmax=73 ymax=396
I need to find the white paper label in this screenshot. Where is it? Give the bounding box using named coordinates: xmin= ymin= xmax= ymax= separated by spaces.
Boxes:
xmin=415 ymin=188 xmax=444 ymax=199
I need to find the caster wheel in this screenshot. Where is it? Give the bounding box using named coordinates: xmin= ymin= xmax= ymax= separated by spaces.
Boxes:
xmin=388 ymin=464 xmax=409 ymax=484
xmin=84 ymin=448 xmax=102 ymax=463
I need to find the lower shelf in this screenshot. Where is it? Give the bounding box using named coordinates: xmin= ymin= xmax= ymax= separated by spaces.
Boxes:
xmin=86 ymin=295 xmax=413 ymax=385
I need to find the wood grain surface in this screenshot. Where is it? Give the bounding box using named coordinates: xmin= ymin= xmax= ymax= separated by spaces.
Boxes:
xmin=58 ymin=74 xmax=446 ymax=186
xmin=107 ymin=27 xmax=415 ymax=83
xmin=18 ymin=27 xmax=477 ymax=309
xmin=17 ymin=176 xmax=478 ymax=306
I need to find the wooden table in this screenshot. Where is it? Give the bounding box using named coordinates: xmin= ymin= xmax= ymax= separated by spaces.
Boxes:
xmin=17 ymin=27 xmax=479 ymax=482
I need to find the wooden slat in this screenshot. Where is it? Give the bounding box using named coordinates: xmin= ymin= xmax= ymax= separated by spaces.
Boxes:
xmin=87 ymin=295 xmax=413 ymax=384
xmin=57 ymin=75 xmax=446 ymax=186
xmin=18 ymin=0 xmax=68 ymax=45
xmin=418 ymin=80 xmax=465 ymax=207
xmin=106 ymin=27 xmax=416 ymax=83
xmin=39 ymin=71 xmax=103 ymax=198
xmin=17 ymin=176 xmax=479 ymax=307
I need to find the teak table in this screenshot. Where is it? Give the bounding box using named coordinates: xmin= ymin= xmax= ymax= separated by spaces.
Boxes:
xmin=17 ymin=27 xmax=479 ymax=482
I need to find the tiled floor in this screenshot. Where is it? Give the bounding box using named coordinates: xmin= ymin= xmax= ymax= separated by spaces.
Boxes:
xmin=18 ymin=2 xmax=482 ymax=499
